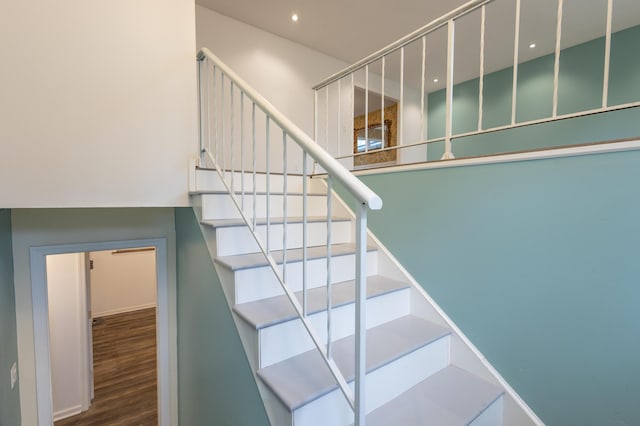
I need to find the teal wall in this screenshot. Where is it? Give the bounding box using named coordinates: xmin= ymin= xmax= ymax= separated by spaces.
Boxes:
xmin=426 ymin=25 xmax=640 ymax=160
xmin=338 ymin=149 xmax=640 ymax=425
xmin=175 ymin=208 xmax=269 ymax=426
xmin=0 ymin=210 xmax=20 ymax=426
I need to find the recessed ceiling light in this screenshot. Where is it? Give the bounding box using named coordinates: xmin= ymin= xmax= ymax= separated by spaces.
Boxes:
xmin=529 ymin=43 xmax=536 ymax=49
xmin=291 ymin=13 xmax=299 ymax=22
xmin=433 ymin=78 xmax=439 ymax=83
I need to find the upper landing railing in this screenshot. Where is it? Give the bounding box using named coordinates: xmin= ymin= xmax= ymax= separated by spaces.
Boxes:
xmin=197 ymin=48 xmax=380 ymax=425
xmin=313 ymin=0 xmax=640 ymax=170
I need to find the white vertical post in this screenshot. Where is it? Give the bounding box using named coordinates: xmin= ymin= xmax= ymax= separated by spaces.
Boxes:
xmin=478 ymin=6 xmax=486 ymax=131
xmin=399 ymin=47 xmax=405 ymax=152
xmin=313 ymin=89 xmax=318 ymax=174
xmin=365 ymin=65 xmax=369 ymax=153
xmin=213 ymin=65 xmax=218 ymax=163
xmin=337 ymin=81 xmax=341 ymax=159
xmin=204 ymin=61 xmax=211 ymax=159
xmin=381 ymin=56 xmax=386 ymax=149
xmin=241 ymin=92 xmax=245 ymax=210
xmin=511 ymin=0 xmax=521 ymax=125
xmin=266 ymin=116 xmax=271 ymax=253
xmin=552 ymin=0 xmax=564 ymax=118
xmin=351 ymin=73 xmax=355 ymax=169
xmin=252 ymin=103 xmax=257 ymax=231
xmin=420 ymin=37 xmax=426 ymax=141
xmin=314 ymin=89 xmax=318 ymax=144
xmin=442 ymin=20 xmax=456 ymax=160
xmin=602 ymin=0 xmax=613 ymax=108
xmin=230 ymin=82 xmax=235 ymax=191
xmin=326 ymin=175 xmax=333 ymax=358
xmin=282 ymin=131 xmax=287 ymax=283
xmin=197 ymin=59 xmax=205 ymax=163
xmin=325 ymin=86 xmax=330 ymax=155
xmin=302 ymin=151 xmax=308 ymax=317
xmin=354 ymin=203 xmax=367 ymax=426
xmin=221 ymin=73 xmax=226 ymax=178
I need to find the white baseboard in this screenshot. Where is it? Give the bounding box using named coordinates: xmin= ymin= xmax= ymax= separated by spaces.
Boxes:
xmin=54 ymin=404 xmax=83 ymax=422
xmin=93 ymin=302 xmax=157 ymax=319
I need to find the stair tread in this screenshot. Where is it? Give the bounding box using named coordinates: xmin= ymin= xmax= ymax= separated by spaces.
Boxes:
xmin=196 ymin=167 xmax=303 ymax=177
xmin=257 ymin=315 xmax=451 ymax=410
xmin=214 ymin=243 xmax=377 ymax=271
xmin=365 ymin=366 xmax=504 ymax=426
xmin=234 ymin=275 xmax=410 ymax=329
xmin=202 ymin=215 xmax=350 ymax=229
xmin=190 ymin=189 xmax=326 ymax=196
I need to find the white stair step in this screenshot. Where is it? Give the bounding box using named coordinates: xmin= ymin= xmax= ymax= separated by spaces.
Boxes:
xmin=257 ymin=316 xmax=451 ymax=413
xmin=215 ymin=243 xmax=379 ymax=304
xmin=215 ymin=242 xmax=375 ymax=271
xmin=236 ymin=276 xmax=412 ymax=367
xmin=202 ymin=215 xmax=346 ymax=229
xmin=199 ymin=192 xmax=329 ymax=220
xmin=365 ymin=366 xmax=504 ymax=426
xmin=203 ymin=216 xmax=352 ymax=256
xmin=234 ymin=275 xmax=410 ymax=329
xmin=192 ymin=190 xmax=327 ymax=196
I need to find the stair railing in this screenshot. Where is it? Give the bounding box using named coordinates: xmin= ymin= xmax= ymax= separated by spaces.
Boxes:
xmin=314 ymin=0 xmax=638 ymax=169
xmin=198 ymin=47 xmax=382 ymax=425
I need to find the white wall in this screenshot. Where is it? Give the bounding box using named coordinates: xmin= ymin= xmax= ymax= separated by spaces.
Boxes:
xmin=90 ymin=249 xmax=157 ymax=317
xmin=11 ymin=208 xmax=177 ymax=426
xmin=0 ymin=1 xmax=197 ymax=208
xmin=196 ymin=6 xmax=348 ymax=173
xmin=46 ymin=253 xmax=87 ymax=421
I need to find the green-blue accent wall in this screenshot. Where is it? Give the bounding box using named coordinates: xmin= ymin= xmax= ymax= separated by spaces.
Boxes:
xmin=175 ymin=207 xmax=270 ymax=426
xmin=337 ymin=148 xmax=640 ymax=425
xmin=0 ymin=210 xmax=20 ymax=426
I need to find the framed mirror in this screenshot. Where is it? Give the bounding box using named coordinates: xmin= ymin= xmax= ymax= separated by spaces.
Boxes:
xmin=353 ymin=103 xmax=398 ymax=167
xmin=355 ymin=120 xmax=391 ymax=153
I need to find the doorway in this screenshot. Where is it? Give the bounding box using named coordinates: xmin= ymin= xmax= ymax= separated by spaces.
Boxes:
xmin=29 ymin=238 xmax=170 ymax=426
xmin=46 ymin=247 xmax=158 ymax=424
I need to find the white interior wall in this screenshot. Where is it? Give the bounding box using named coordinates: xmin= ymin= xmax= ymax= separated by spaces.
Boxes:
xmin=46 ymin=253 xmax=86 ymax=421
xmin=90 ymin=249 xmax=157 ymax=317
xmin=0 ymin=0 xmax=197 ymax=208
xmin=196 ymin=5 xmax=348 ymax=174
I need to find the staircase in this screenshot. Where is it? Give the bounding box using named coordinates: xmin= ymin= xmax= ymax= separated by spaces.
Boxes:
xmin=189 ymin=166 xmax=542 ymax=425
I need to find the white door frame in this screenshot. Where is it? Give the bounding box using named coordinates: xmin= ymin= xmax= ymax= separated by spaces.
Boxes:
xmin=30 ymin=238 xmax=170 ymax=426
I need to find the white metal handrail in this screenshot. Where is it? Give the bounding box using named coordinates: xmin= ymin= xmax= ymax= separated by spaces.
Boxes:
xmin=198 ymin=47 xmax=382 ymax=425
xmin=313 ymin=0 xmax=491 ymax=90
xmin=314 ymin=0 xmax=639 ymax=169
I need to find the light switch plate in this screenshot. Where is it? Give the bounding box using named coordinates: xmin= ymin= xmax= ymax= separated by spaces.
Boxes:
xmin=10 ymin=362 xmax=17 ymax=389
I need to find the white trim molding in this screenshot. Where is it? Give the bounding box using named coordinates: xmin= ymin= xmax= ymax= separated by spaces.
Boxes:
xmin=29 ymin=238 xmax=172 ymax=426
xmin=345 ymin=139 xmax=640 ymax=177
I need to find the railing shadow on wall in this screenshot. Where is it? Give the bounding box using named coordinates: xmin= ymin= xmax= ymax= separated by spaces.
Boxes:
xmin=313 ymin=0 xmax=640 ymax=171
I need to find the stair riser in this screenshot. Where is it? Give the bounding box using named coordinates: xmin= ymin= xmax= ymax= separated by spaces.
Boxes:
xmin=258 ymin=289 xmax=411 ymax=368
xmin=292 ymin=336 xmax=451 ymax=426
xmin=215 ymin=221 xmax=352 ymax=257
xmin=233 ymin=251 xmax=379 ymax=304
xmin=469 ymin=396 xmax=504 ymax=426
xmin=201 ymin=193 xmax=328 ymax=220
xmin=196 ymin=169 xmax=326 ymax=194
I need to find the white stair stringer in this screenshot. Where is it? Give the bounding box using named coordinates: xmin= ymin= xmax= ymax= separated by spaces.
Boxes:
xmin=189 ymin=167 xmax=544 ymax=426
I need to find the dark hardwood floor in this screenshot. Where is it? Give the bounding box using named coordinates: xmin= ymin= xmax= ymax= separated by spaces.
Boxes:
xmin=55 ymin=308 xmax=158 ymax=426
